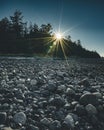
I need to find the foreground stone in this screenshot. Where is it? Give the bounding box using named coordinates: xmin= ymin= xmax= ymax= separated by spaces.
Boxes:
xmin=79 ymin=93 xmax=99 ymax=106
xmin=63 ymin=114 xmax=75 ymax=129
xmin=85 ymin=104 xmax=97 ymax=115
xmin=0 ymin=57 xmax=104 ymax=130
xmin=13 ymin=112 xmax=26 ymax=125
xmin=0 ymin=127 xmax=13 ymax=130
xmin=0 ymin=112 xmax=7 ymax=124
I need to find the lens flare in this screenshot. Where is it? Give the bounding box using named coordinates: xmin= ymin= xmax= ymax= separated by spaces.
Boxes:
xmin=55 ymin=33 xmax=62 ymax=40
xmin=47 ymin=30 xmax=68 ymax=61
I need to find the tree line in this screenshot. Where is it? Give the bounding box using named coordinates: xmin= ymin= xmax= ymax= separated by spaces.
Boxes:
xmin=0 ymin=10 xmax=100 ymax=58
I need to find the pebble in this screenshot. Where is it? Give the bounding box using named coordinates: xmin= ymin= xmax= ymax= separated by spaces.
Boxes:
xmin=0 ymin=127 xmax=13 ymax=130
xmin=78 ymin=78 xmax=90 ymax=87
xmin=57 ymin=85 xmax=66 ymax=93
xmin=0 ymin=58 xmax=104 ymax=130
xmin=75 ymin=104 xmax=86 ymax=116
xmin=85 ymin=104 xmax=97 ymax=115
xmin=30 ymin=79 xmax=37 ymax=86
xmin=66 ymin=88 xmax=75 ymax=97
xmin=79 ymin=93 xmax=99 ymax=106
xmin=0 ymin=112 xmax=7 ymax=124
xmin=63 ymin=114 xmax=75 ymax=129
xmin=49 ymin=120 xmax=61 ymax=130
xmin=47 ymin=82 xmax=57 ymax=92
xmin=49 ymin=96 xmax=65 ymax=108
xmin=13 ymin=112 xmax=26 ymax=125
xmin=27 ymin=125 xmax=39 ymax=130
xmin=40 ymin=118 xmax=51 ymax=126
xmin=93 ymin=92 xmax=102 ymax=98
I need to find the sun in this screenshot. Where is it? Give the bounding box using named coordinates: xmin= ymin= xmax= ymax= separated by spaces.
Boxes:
xmin=55 ymin=33 xmax=62 ymax=40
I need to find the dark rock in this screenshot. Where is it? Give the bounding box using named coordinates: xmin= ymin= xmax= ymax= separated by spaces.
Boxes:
xmin=49 ymin=120 xmax=61 ymax=130
xmin=62 ymin=114 xmax=75 ymax=129
xmin=75 ymin=104 xmax=86 ymax=116
xmin=2 ymin=103 xmax=10 ymax=110
xmin=79 ymin=93 xmax=99 ymax=106
xmin=64 ymin=103 xmax=71 ymax=110
xmin=40 ymin=118 xmax=51 ymax=126
xmin=66 ymin=88 xmax=75 ymax=97
xmin=57 ymin=85 xmax=66 ymax=93
xmin=40 ymin=90 xmax=50 ymax=97
xmin=27 ymin=124 xmax=39 ymax=130
xmin=85 ymin=104 xmax=97 ymax=115
xmin=90 ymin=115 xmax=99 ymax=125
xmin=71 ymin=101 xmax=78 ymax=109
xmin=0 ymin=88 xmax=10 ymax=94
xmin=55 ymin=110 xmax=65 ymax=121
xmin=49 ymin=96 xmax=65 ymax=108
xmin=93 ymin=92 xmax=102 ymax=99
xmin=78 ymin=78 xmax=90 ymax=87
xmin=0 ymin=56 xmax=104 ymax=130
xmin=0 ymin=112 xmax=7 ymax=124
xmin=47 ymin=82 xmax=57 ymax=92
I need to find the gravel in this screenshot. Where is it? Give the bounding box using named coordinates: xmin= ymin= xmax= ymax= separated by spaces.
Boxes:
xmin=0 ymin=57 xmax=104 ymax=130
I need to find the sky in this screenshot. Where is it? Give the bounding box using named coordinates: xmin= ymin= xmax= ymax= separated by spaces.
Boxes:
xmin=0 ymin=0 xmax=104 ymax=56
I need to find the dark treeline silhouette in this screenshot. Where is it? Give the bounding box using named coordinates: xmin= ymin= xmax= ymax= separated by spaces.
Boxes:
xmin=0 ymin=10 xmax=100 ymax=58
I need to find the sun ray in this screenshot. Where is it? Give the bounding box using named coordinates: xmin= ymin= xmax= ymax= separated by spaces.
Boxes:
xmin=32 ymin=26 xmax=72 ymax=67
xmin=60 ymin=40 xmax=69 ymax=67
xmin=62 ymin=23 xmax=82 ymax=35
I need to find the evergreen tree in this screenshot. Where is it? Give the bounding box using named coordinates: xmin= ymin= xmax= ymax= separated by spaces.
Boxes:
xmin=10 ymin=10 xmax=25 ymax=38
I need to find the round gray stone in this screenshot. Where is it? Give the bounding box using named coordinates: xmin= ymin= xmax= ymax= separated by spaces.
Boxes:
xmin=85 ymin=104 xmax=97 ymax=115
xmin=13 ymin=112 xmax=26 ymax=125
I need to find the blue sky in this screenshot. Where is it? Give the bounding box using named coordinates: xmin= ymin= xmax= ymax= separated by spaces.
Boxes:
xmin=0 ymin=0 xmax=104 ymax=56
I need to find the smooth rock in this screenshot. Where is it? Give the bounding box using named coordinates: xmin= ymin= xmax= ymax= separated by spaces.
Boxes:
xmin=80 ymin=93 xmax=99 ymax=106
xmin=30 ymin=79 xmax=37 ymax=86
xmin=49 ymin=120 xmax=61 ymax=130
xmin=13 ymin=112 xmax=26 ymax=125
xmin=75 ymin=104 xmax=86 ymax=116
xmin=63 ymin=114 xmax=75 ymax=129
xmin=85 ymin=104 xmax=97 ymax=115
xmin=1 ymin=127 xmax=13 ymax=130
xmin=78 ymin=78 xmax=90 ymax=87
xmin=49 ymin=96 xmax=65 ymax=108
xmin=0 ymin=112 xmax=7 ymax=124
xmin=57 ymin=85 xmax=66 ymax=93
xmin=90 ymin=115 xmax=98 ymax=125
xmin=66 ymin=88 xmax=75 ymax=97
xmin=93 ymin=92 xmax=102 ymax=98
xmin=40 ymin=118 xmax=51 ymax=126
xmin=27 ymin=124 xmax=39 ymax=130
xmin=47 ymin=81 xmax=57 ymax=92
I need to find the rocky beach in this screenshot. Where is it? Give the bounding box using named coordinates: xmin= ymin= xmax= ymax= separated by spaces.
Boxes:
xmin=0 ymin=57 xmax=104 ymax=130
